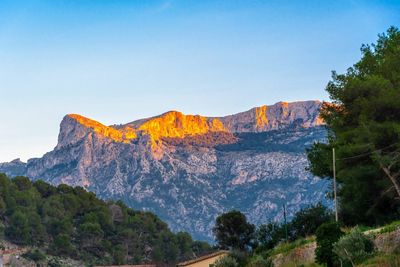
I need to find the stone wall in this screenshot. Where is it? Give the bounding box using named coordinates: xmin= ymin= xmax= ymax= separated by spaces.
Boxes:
xmin=272 ymin=227 xmax=400 ymax=267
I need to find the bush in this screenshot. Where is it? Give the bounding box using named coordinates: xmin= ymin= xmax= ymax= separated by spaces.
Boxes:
xmin=229 ymin=249 xmax=250 ymax=267
xmin=315 ymin=222 xmax=344 ymax=267
xmin=0 ymin=221 xmax=4 ymax=238
xmin=214 ymin=255 xmax=239 ymax=267
xmin=51 ymin=234 xmax=75 ymax=256
xmin=379 ymin=220 xmax=400 ymax=234
xmin=333 ymin=227 xmax=374 ymax=266
xmin=246 ymin=255 xmax=272 ymax=267
xmin=48 ymin=258 xmax=63 ymax=267
xmin=271 ymin=237 xmax=315 ymax=256
xmin=23 ymin=249 xmax=46 ymax=262
xmin=359 ymin=253 xmax=400 ymax=267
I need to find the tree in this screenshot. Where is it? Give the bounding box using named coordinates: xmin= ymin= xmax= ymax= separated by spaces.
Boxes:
xmin=0 ymin=196 xmax=6 ymax=216
xmin=333 ymin=227 xmax=374 ymax=266
xmin=0 ymin=174 xmax=212 ymax=265
xmin=78 ymin=222 xmax=104 ymax=251
xmin=51 ymin=234 xmax=75 ymax=256
xmin=315 ymin=222 xmax=344 ymax=267
xmin=191 ymin=240 xmax=212 ymax=257
xmin=213 ymin=210 xmax=255 ymax=250
xmin=254 ymin=222 xmax=285 ymax=250
xmin=176 ymin=231 xmax=194 ymax=260
xmin=290 ymin=203 xmax=332 ymax=238
xmin=6 ymin=210 xmax=31 ymax=245
xmin=0 ymin=221 xmax=4 ymax=238
xmin=13 ymin=176 xmax=32 ymax=191
xmin=307 ymin=27 xmax=400 ymax=225
xmin=28 ymin=211 xmax=47 ymax=245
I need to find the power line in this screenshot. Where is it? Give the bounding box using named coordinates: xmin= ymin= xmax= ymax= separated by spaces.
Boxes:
xmin=331 ymin=142 xmax=400 ymax=224
xmin=337 ymin=142 xmax=400 ymax=161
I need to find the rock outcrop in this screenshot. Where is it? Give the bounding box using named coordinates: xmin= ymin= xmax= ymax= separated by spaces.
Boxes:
xmin=0 ymin=100 xmax=329 ymax=241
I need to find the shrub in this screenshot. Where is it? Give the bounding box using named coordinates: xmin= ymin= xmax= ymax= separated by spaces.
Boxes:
xmin=333 ymin=227 xmax=374 ymax=266
xmin=48 ymin=258 xmax=63 ymax=267
xmin=23 ymin=249 xmax=46 ymax=262
xmin=271 ymin=237 xmax=315 ymax=256
xmin=379 ymin=220 xmax=400 ymax=234
xmin=51 ymin=234 xmax=75 ymax=256
xmin=359 ymin=253 xmax=400 ymax=267
xmin=229 ymin=249 xmax=250 ymax=267
xmin=0 ymin=221 xmax=4 ymax=238
xmin=214 ymin=255 xmax=239 ymax=267
xmin=315 ymin=222 xmax=344 ymax=267
xmin=246 ymin=255 xmax=273 ymax=267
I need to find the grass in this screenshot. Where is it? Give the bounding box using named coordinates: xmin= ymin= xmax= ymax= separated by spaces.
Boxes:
xmin=270 ymin=236 xmax=315 ymax=256
xmin=280 ymin=263 xmax=323 ymax=267
xmin=357 ymin=253 xmax=400 ymax=267
xmin=378 ymin=220 xmax=400 ymax=234
xmin=267 ymin=221 xmax=400 ymax=266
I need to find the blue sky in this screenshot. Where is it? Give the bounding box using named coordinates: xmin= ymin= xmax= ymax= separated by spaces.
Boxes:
xmin=0 ymin=0 xmax=399 ymax=162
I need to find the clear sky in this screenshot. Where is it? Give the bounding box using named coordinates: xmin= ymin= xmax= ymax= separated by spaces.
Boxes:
xmin=0 ymin=0 xmax=399 ymax=162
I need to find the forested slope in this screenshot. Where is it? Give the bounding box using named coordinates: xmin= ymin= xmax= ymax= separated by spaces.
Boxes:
xmin=0 ymin=173 xmax=211 ymax=266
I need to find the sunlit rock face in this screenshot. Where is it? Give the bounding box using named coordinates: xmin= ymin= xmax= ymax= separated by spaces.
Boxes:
xmin=219 ymin=101 xmax=322 ymax=132
xmin=0 ymin=100 xmax=329 ymax=241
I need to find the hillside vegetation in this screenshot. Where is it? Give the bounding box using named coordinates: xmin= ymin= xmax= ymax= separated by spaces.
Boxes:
xmin=0 ymin=173 xmax=211 ymax=266
xmin=208 ymin=26 xmax=400 ymax=267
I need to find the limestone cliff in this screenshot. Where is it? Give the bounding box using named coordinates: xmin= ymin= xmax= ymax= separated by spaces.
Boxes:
xmin=0 ymin=100 xmax=329 ymax=241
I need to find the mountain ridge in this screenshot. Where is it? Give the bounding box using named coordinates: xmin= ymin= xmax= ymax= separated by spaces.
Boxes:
xmin=0 ymin=100 xmax=329 ymax=241
xmin=60 ymin=100 xmax=323 ymax=151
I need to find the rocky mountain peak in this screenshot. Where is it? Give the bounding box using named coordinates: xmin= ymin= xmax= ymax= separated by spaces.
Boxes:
xmin=56 ymin=114 xmax=136 ymax=150
xmin=55 ymin=100 xmax=323 ymax=151
xmin=135 ymin=111 xmax=227 ymax=140
xmin=0 ymin=99 xmax=328 ymax=241
xmin=218 ymin=100 xmax=323 ymax=133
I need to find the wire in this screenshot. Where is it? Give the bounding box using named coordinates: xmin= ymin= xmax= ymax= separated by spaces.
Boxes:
xmin=337 ymin=142 xmax=400 ymax=161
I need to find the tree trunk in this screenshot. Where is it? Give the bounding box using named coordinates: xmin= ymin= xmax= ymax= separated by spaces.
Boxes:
xmin=380 ymin=164 xmax=400 ymax=199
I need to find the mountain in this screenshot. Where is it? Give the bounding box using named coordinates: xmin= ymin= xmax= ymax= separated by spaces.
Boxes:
xmin=0 ymin=100 xmax=329 ymax=241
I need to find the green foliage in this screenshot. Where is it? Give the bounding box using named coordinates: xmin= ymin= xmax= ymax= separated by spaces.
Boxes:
xmin=307 ymin=27 xmax=400 ymax=226
xmin=0 ymin=221 xmax=4 ymax=238
xmin=0 ymin=196 xmax=6 ymax=216
xmin=213 ymin=210 xmax=255 ymax=250
xmin=214 ymin=255 xmax=239 ymax=267
xmin=23 ymin=249 xmax=46 ymax=262
xmin=48 ymin=258 xmax=63 ymax=267
xmin=51 ymin=234 xmax=75 ymax=256
xmin=254 ymin=204 xmax=331 ymax=252
xmin=378 ymin=220 xmax=400 ymax=234
xmin=332 ymin=227 xmax=374 ymax=265
xmin=270 ymin=237 xmax=315 ymax=257
xmin=315 ymin=222 xmax=344 ymax=267
xmin=290 ymin=203 xmax=333 ymax=239
xmin=246 ymin=255 xmax=272 ymax=267
xmin=0 ymin=173 xmax=212 ymax=265
xmin=176 ymin=231 xmax=195 ymax=260
xmin=255 ymin=222 xmax=286 ymax=251
xmin=358 ymin=253 xmax=400 ymax=267
xmin=6 ymin=210 xmax=31 ymax=245
xmin=229 ymin=249 xmax=251 ymax=267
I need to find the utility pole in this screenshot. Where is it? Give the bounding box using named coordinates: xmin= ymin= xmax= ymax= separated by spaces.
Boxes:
xmin=283 ymin=203 xmax=288 ymax=242
xmin=333 ymin=148 xmax=338 ymax=222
